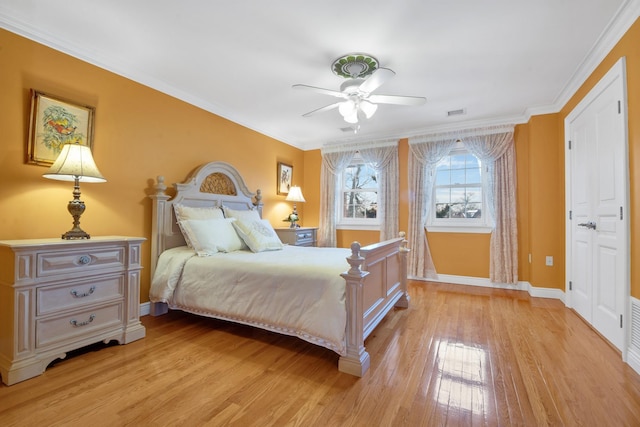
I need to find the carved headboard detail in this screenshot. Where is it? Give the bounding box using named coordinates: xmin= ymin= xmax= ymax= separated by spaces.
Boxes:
xmin=200 ymin=172 xmax=237 ymax=195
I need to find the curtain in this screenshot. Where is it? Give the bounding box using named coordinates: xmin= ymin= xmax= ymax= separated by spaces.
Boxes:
xmin=464 ymin=126 xmax=518 ymax=284
xmin=407 ymin=134 xmax=458 ymax=278
xmin=318 ymin=150 xmax=355 ymax=247
xmin=359 ymin=144 xmax=399 ymax=241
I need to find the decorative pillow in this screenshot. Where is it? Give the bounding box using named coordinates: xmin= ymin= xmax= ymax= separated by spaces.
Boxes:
xmin=232 ymin=218 xmax=283 ymax=253
xmin=178 ymin=218 xmax=246 ymax=256
xmin=222 ymin=206 xmax=261 ymax=222
xmin=174 ymin=205 xmax=225 ymax=248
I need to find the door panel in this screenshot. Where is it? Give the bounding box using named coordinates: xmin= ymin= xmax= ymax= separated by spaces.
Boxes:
xmin=566 ymin=58 xmax=628 ymax=352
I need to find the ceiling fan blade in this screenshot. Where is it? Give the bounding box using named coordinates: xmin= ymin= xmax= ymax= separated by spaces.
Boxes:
xmin=368 ymin=94 xmax=427 ymax=106
xmin=302 ymin=102 xmax=342 ymax=117
xmin=358 ymin=68 xmax=396 ymax=94
xmin=292 ymin=84 xmax=347 ymax=99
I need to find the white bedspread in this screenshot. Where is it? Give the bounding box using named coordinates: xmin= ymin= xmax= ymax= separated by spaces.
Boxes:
xmin=149 ymin=245 xmax=351 ymax=355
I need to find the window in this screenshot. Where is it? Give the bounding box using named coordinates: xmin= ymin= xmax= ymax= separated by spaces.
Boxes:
xmin=338 ymin=155 xmax=379 ymax=229
xmin=427 ymin=143 xmax=493 ymax=233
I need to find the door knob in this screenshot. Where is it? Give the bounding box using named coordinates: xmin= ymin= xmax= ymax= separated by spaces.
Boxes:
xmin=577 ymin=221 xmax=597 ymax=230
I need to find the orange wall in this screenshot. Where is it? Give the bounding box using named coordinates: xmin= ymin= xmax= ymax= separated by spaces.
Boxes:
xmin=0 ymin=29 xmax=305 ymax=301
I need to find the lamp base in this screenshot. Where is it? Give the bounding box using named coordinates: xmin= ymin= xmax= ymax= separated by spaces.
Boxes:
xmin=63 ymin=185 xmax=90 ymax=239
xmin=62 ymin=228 xmax=91 ymax=240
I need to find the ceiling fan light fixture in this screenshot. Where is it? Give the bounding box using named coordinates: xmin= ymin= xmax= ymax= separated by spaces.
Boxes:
xmin=339 ymin=99 xmax=356 ymax=117
xmin=359 ymin=100 xmax=378 ymax=119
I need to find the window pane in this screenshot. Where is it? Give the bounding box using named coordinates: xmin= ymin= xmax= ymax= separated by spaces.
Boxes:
xmin=465 ymin=154 xmax=480 ymax=168
xmin=435 ymin=169 xmax=450 ymax=186
xmin=466 ymin=167 xmax=481 ymax=184
xmin=342 ymin=190 xmax=377 ymax=219
xmin=450 ymin=154 xmax=467 ymax=169
xmin=436 ymin=203 xmax=451 ymax=218
xmin=450 ymin=169 xmax=465 ymax=185
xmin=466 ymin=189 xmax=482 ymax=203
xmin=435 ymin=187 xmax=451 ymax=204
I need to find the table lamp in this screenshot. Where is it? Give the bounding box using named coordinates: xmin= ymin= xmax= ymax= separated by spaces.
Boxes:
xmin=43 ymin=142 xmax=106 ymax=239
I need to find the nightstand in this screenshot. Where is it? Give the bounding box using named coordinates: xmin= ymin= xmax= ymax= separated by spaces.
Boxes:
xmin=275 ymin=227 xmax=318 ymax=247
xmin=0 ymin=236 xmax=146 ymax=385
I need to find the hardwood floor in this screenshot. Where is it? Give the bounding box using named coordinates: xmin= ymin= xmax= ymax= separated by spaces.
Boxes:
xmin=2 ymin=281 xmax=640 ymax=426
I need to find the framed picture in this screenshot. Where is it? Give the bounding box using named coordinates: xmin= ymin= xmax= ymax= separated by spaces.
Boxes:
xmin=277 ymin=162 xmax=293 ymax=195
xmin=27 ymin=90 xmax=95 ymax=166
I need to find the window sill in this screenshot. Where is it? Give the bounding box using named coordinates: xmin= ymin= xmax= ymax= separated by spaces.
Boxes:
xmin=426 ymin=225 xmax=493 ymax=234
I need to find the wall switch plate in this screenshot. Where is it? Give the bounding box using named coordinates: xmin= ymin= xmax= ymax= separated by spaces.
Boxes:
xmin=546 ymin=256 xmax=554 ymax=266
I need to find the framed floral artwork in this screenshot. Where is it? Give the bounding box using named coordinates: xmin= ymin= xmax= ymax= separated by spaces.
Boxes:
xmin=27 ymin=90 xmax=95 ymax=166
xmin=277 ymin=162 xmax=292 ymax=195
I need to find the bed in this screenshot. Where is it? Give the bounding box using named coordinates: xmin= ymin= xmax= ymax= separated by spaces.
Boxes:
xmin=148 ymin=161 xmax=409 ymax=376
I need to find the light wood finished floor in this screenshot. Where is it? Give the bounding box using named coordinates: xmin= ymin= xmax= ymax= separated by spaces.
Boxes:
xmin=2 ymin=281 xmax=640 ymax=426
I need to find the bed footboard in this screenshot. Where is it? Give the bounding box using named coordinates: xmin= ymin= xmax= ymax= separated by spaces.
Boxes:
xmin=339 ymin=233 xmax=409 ymax=377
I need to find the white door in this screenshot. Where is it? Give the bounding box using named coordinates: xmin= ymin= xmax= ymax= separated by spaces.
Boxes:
xmin=565 ymin=58 xmax=629 ymax=352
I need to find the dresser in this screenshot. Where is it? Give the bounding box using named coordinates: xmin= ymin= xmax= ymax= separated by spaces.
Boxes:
xmin=275 ymin=227 xmax=318 ymax=247
xmin=0 ymin=236 xmax=146 ymax=385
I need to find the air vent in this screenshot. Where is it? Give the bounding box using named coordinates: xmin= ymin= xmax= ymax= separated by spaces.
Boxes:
xmin=631 ymin=297 xmax=640 ymax=351
xmin=447 ymin=108 xmax=466 ymax=117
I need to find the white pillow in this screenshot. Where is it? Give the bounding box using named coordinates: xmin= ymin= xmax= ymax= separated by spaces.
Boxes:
xmin=178 ymin=218 xmax=246 ymax=256
xmin=222 ymin=206 xmax=261 ymax=222
xmin=174 ymin=205 xmax=225 ymax=248
xmin=174 ymin=204 xmax=225 ymax=221
xmin=233 ymin=218 xmax=283 ymax=253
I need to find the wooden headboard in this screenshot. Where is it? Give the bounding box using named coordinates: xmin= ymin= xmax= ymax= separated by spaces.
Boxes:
xmin=149 ymin=161 xmax=262 ymax=276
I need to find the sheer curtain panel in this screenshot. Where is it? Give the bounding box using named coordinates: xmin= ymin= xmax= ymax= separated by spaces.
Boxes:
xmin=407 ymin=134 xmax=458 ymax=279
xmin=359 ymin=143 xmax=399 ymax=241
xmin=318 ymin=150 xmax=355 ymax=247
xmin=464 ymin=126 xmax=518 ymax=284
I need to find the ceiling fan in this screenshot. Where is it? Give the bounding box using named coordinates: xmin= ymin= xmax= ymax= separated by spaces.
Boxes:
xmin=293 ymin=53 xmax=426 ymax=125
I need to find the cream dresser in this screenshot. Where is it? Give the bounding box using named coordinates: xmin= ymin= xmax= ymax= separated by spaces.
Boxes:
xmin=0 ymin=236 xmax=146 ymax=385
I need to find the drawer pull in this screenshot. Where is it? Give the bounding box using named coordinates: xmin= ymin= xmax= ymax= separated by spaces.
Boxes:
xmin=70 ymin=286 xmax=96 ymax=298
xmin=70 ymin=314 xmax=95 ymax=327
xmin=77 ymin=255 xmax=92 ymax=265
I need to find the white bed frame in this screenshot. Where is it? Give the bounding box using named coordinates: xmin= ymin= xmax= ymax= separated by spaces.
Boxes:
xmin=149 ymin=161 xmax=409 ymax=376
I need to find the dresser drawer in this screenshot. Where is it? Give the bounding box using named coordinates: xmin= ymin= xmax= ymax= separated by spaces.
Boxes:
xmin=36 ymin=302 xmax=124 ymax=348
xmin=37 ymin=246 xmax=125 ymax=278
xmin=37 ymin=274 xmax=125 ymax=316
xmin=295 ymin=231 xmax=315 ymax=245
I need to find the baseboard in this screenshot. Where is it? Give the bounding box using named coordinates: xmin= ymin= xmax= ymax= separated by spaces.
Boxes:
xmin=140 ymin=301 xmax=150 ymax=316
xmin=628 ymin=347 xmax=640 ymax=376
xmin=629 ymin=297 xmax=640 ymax=375
xmin=412 ymin=273 xmax=566 ymax=303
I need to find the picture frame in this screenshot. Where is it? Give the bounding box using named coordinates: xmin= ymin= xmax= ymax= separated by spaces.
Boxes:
xmin=27 ymin=90 xmax=95 ymax=166
xmin=277 ymin=162 xmax=293 ymax=195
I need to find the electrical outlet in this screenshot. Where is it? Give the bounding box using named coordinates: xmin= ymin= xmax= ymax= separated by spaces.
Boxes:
xmin=546 ymin=256 xmax=553 ymax=266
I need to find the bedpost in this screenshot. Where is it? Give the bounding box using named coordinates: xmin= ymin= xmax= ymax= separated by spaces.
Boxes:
xmin=149 ymin=175 xmax=170 ymax=316
xmin=339 ymin=242 xmax=371 ymax=377
xmin=396 ymin=231 xmax=411 ymax=308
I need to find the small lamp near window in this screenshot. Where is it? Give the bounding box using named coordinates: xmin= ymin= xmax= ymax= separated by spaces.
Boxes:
xmin=43 ymin=142 xmax=106 ymax=240
xmin=284 ymin=185 xmax=306 ymax=228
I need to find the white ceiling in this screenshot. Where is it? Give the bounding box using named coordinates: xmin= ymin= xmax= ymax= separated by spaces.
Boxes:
xmin=1 ymin=1 xmax=638 ymax=150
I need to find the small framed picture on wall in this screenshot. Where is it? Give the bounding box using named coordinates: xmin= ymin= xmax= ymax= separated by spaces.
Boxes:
xmin=27 ymin=90 xmax=95 ymax=166
xmin=277 ymin=162 xmax=292 ymax=195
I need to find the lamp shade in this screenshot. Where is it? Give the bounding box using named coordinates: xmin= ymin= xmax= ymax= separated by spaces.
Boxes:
xmin=285 ymin=186 xmax=306 ymax=203
xmin=43 ymin=143 xmax=106 ymax=183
